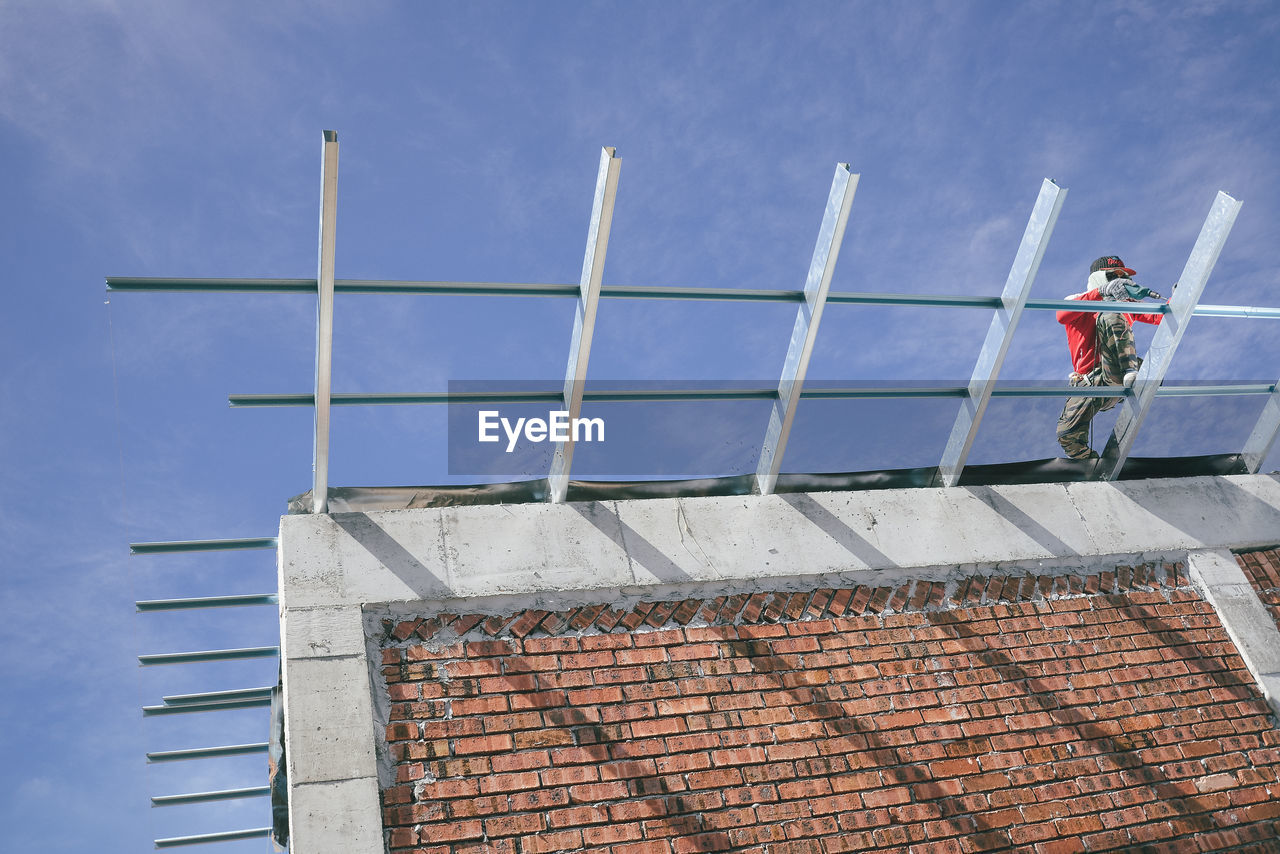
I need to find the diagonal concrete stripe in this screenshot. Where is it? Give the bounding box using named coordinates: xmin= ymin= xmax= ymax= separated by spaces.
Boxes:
xmin=1188 ymin=548 xmax=1280 ymax=716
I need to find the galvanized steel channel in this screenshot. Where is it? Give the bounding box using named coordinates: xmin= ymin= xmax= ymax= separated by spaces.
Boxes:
xmin=129 ymin=537 xmax=276 ymax=555
xmin=154 ymin=828 xmax=272 ymax=848
xmin=152 ymin=786 xmax=270 ymax=808
xmin=136 ymin=593 xmax=277 ymax=612
xmin=937 ymin=179 xmax=1066 ymax=488
xmin=312 ymin=130 xmax=340 ymax=513
xmin=146 ymin=743 xmax=269 ymax=763
xmin=138 ymin=646 xmax=279 ymax=666
xmin=549 ymin=146 xmax=621 ymax=503
xmin=1243 ymin=380 xmax=1280 ymax=474
xmin=756 ymin=164 xmax=859 ymax=496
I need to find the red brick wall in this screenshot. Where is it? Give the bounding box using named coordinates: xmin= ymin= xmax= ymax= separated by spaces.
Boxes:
xmin=378 ymin=562 xmax=1280 ymax=853
xmin=1238 ymin=548 xmax=1280 ymax=633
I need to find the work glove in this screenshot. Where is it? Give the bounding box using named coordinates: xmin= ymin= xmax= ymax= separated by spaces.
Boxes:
xmin=1122 ymin=282 xmax=1156 ymax=300
xmin=1098 ymin=278 xmax=1134 ymax=301
xmin=1123 ymin=371 xmax=1138 ymax=388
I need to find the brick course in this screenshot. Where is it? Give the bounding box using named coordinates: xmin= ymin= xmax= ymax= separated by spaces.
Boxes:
xmin=377 ymin=561 xmax=1280 ymax=852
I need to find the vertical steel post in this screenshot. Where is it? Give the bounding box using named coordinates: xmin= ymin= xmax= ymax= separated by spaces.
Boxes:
xmin=312 ymin=131 xmax=339 ymax=514
xmin=755 ymin=164 xmax=858 ymax=496
xmin=1097 ymin=191 xmax=1242 ymax=480
xmin=936 ymin=179 xmax=1066 ymax=487
xmin=548 ymin=147 xmax=621 ymax=503
xmin=1242 ymin=382 xmax=1280 ymax=473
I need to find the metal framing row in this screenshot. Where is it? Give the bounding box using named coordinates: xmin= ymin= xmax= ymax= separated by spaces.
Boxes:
xmin=108 ymin=135 xmax=1276 ymax=509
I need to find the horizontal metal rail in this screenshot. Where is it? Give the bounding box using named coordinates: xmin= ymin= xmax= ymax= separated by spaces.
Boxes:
xmin=130 ymin=538 xmax=277 ymax=555
xmin=107 ymin=277 xmax=1280 ymax=319
xmin=107 ymin=277 xmax=797 ymax=301
xmin=230 ymin=388 xmax=780 ymax=407
xmin=139 ymin=646 xmax=279 ymax=666
xmin=1190 ymin=304 xmax=1280 ymax=320
xmin=108 ymin=277 xmax=316 ymax=293
xmin=152 ymin=786 xmax=270 ymax=808
xmin=1024 ymin=298 xmax=1167 ymax=315
xmin=147 ymin=743 xmax=269 ymax=763
xmin=236 ymin=390 xmax=565 ymax=407
xmin=990 ymin=384 xmax=1273 ymax=399
xmin=229 ymin=383 xmax=1275 ymax=408
xmin=154 ymin=828 xmax=272 ymax=848
xmin=136 ymin=593 xmax=278 ymax=612
xmin=1154 ymin=383 xmax=1276 ymax=397
xmin=990 ymin=386 xmax=1124 ymax=399
xmin=801 ymin=387 xmax=968 ymax=399
xmin=163 ymin=686 xmax=274 ymax=705
xmin=143 ymin=698 xmax=272 ymax=716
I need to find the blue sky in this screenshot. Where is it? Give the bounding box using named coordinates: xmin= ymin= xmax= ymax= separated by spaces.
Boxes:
xmin=2 ymin=1 xmax=1278 ymax=850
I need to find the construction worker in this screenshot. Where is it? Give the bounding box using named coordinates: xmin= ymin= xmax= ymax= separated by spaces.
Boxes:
xmin=1055 ymin=255 xmax=1162 ymax=460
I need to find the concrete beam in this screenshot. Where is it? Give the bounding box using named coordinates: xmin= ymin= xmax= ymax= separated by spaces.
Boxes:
xmin=279 ymin=475 xmax=1280 ymax=607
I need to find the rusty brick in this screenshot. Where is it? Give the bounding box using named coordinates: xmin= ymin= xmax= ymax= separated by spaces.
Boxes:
xmin=391 ymin=618 xmax=424 ymax=641
xmin=386 ymin=722 xmax=418 ymax=741
xmin=583 ymin=822 xmax=644 ymax=846
xmin=615 ymin=645 xmax=667 ymax=665
xmin=591 ymin=607 xmax=626 ymax=632
xmin=617 ymin=602 xmax=656 ymax=631
xmin=672 ymin=832 xmax=733 ymax=853
xmin=464 ymin=639 xmax=515 ymax=657
xmin=477 ymin=770 xmax=540 ymax=793
xmin=506 ymin=609 xmax=550 ymax=638
xmin=663 ymin=598 xmax=698 ymax=625
xmin=645 ymin=600 xmax=680 ymax=627
xmin=484 ymin=812 xmax=546 ymax=837
xmin=522 ymin=830 xmax=585 ymax=853
xmin=545 ymin=804 xmax=609 ymax=829
xmin=421 ymin=819 xmax=483 ymax=842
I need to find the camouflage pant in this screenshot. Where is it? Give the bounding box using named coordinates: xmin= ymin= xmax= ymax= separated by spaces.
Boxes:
xmin=1056 ymin=312 xmax=1143 ymax=460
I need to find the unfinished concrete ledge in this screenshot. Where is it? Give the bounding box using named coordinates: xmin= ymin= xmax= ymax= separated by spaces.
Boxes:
xmin=278 ymin=475 xmax=1280 ymax=853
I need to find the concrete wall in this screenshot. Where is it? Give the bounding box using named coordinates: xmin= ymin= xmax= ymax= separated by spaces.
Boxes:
xmin=278 ymin=474 xmax=1280 ymax=853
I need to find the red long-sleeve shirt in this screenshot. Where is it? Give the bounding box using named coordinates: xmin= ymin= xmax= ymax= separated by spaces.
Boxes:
xmin=1057 ymin=288 xmax=1162 ymax=374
